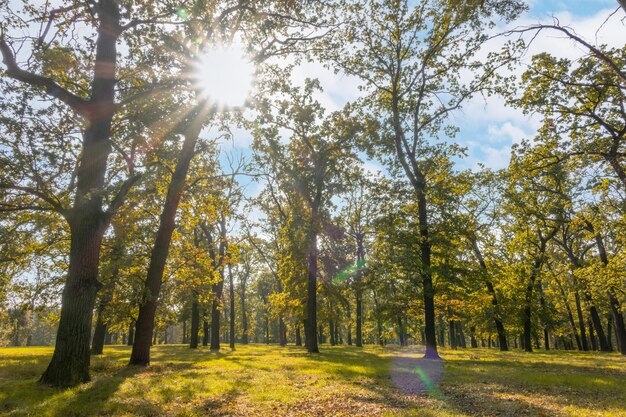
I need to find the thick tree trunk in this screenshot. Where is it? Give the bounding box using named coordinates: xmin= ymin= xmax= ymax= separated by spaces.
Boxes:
xmin=190 ymin=296 xmax=199 ymax=349
xmin=129 ymin=116 xmax=200 ymax=366
xmin=40 ymin=215 xmax=107 ymax=386
xmin=39 ymin=0 xmax=120 ymax=387
xmin=304 ymin=229 xmax=319 ymax=353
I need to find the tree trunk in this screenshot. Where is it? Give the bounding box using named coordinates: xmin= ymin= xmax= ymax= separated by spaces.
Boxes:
xmin=593 ymin=232 xmax=623 ymax=353
xmin=346 ymin=302 xmax=352 ymax=346
xmin=437 ymin=315 xmax=445 ymax=347
xmin=40 ymin=216 xmax=107 ymax=386
xmin=91 ymin=225 xmax=123 ymax=355
xmin=607 ymin=315 xmax=614 ymax=352
xmin=203 ymin=319 xmax=209 ymax=346
xmin=304 ymin=228 xmax=319 ymax=353
xmin=28 ymin=0 xmax=121 ymax=388
xmin=470 ymin=326 xmax=478 ymax=349
xmin=355 ymin=288 xmax=363 ymax=347
xmin=91 ymin=311 xmax=107 ymax=355
xmin=470 ymin=236 xmax=508 ymax=351
xmin=279 ymin=317 xmax=287 ymax=346
xmin=416 ymin=188 xmax=438 ymax=358
xmin=241 ymin=284 xmax=248 ymax=344
xmin=355 ymin=234 xmax=365 ymax=347
xmin=295 ymin=324 xmax=302 ymax=346
xmin=608 ymin=293 xmax=626 ymax=355
xmin=127 ymin=321 xmax=135 ymax=346
xmin=574 ymin=291 xmax=589 ymax=351
xmin=190 ymin=296 xmax=199 ymax=349
xmin=229 ymin=265 xmax=235 ymax=350
xmin=588 ymin=318 xmax=598 ymax=350
xmin=448 ymin=320 xmax=457 ymax=349
xmin=130 ymin=119 xmax=200 ymax=366
xmin=586 ymin=295 xmax=610 ymax=351
xmin=523 ymin=285 xmax=534 ymax=352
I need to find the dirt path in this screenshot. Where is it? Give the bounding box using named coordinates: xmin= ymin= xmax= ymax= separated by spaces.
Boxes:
xmin=390 ymin=347 xmax=445 ymax=396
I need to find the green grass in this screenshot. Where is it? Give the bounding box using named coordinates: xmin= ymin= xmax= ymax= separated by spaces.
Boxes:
xmin=0 ymin=344 xmax=624 ymax=416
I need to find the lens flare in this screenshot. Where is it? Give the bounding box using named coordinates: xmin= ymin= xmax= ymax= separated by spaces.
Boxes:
xmin=332 ymin=258 xmax=366 ymax=284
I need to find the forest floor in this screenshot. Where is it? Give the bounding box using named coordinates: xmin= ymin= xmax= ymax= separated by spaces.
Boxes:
xmin=0 ymin=344 xmax=624 ymax=417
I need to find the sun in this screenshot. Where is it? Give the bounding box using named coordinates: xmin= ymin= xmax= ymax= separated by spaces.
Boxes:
xmin=194 ymin=45 xmax=254 ymax=108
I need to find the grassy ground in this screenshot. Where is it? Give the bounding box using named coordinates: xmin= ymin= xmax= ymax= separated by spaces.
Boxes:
xmin=0 ymin=344 xmax=624 ymax=417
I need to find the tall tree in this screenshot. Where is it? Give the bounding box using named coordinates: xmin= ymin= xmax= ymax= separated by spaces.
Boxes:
xmin=325 ymin=0 xmax=524 ymax=358
xmin=252 ymin=78 xmax=361 ymax=352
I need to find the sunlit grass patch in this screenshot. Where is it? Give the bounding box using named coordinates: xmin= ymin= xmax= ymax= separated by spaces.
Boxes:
xmin=0 ymin=344 xmax=624 ymax=416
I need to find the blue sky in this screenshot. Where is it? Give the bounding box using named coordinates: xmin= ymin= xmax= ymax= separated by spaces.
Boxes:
xmin=220 ymin=1 xmax=625 ymax=200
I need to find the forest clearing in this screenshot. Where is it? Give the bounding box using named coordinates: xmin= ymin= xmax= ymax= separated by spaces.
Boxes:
xmin=1 ymin=345 xmax=625 ymax=417
xmin=2 ymin=0 xmax=626 ymax=415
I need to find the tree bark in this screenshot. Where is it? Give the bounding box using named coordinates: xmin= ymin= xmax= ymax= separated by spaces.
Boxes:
xmin=129 ymin=113 xmax=201 ymax=366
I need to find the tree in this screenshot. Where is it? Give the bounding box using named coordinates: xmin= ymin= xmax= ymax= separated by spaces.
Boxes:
xmin=252 ymin=78 xmax=361 ymax=352
xmin=325 ymin=0 xmax=524 ymax=359
xmin=0 ymin=0 xmax=184 ymax=385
